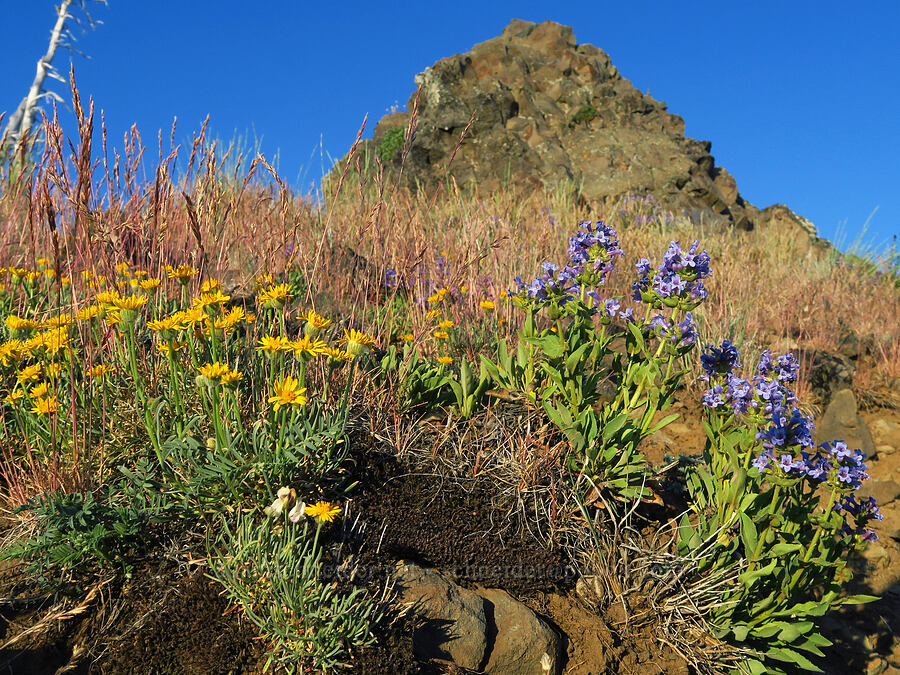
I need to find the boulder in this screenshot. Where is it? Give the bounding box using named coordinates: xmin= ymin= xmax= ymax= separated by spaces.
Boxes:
xmin=814 ymin=389 xmax=876 ymax=460
xmin=796 ymin=349 xmax=856 ymax=406
xmin=395 ymin=562 xmax=488 ymax=669
xmin=394 ymin=562 xmax=560 ymax=674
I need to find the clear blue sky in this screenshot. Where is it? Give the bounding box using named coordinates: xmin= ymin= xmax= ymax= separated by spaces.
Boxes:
xmin=1 ymin=1 xmax=897 ymax=254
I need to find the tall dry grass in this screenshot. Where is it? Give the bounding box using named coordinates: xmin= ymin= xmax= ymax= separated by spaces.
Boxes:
xmin=2 ymin=78 xmax=898 ymax=402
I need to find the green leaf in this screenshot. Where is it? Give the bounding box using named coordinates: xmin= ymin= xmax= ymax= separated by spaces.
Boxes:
xmin=767 ymin=647 xmax=822 ymax=672
xmin=601 ymin=412 xmax=630 ymax=443
xmin=840 ymin=593 xmax=879 ymax=605
xmin=777 ymin=621 xmax=814 ymax=643
xmin=766 ymin=542 xmax=804 ymax=557
xmin=644 ymin=412 xmax=680 ymax=436
xmin=739 ymin=511 xmax=758 ymax=553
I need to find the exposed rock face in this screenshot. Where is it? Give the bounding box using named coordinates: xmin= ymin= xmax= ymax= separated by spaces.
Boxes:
xmin=356 ymin=19 xmax=820 ymax=236
xmin=395 ymin=561 xmax=560 ymax=674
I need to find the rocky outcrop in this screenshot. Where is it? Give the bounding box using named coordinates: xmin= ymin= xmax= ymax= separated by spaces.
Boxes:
xmin=395 ymin=561 xmax=560 ymax=674
xmin=349 ymin=19 xmax=820 ymax=236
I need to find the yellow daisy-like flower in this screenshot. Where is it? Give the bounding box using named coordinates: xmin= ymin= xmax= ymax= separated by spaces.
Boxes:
xmin=134 ymin=270 xmax=148 ymax=278
xmin=36 ymin=257 xmax=51 ymax=267
xmin=437 ymin=356 xmax=454 ymax=365
xmin=111 ymin=294 xmax=149 ymax=311
xmin=45 ymin=363 xmax=63 ymax=379
xmin=292 ymin=336 xmax=327 ymax=360
xmin=139 ymin=278 xmax=162 ymax=293
xmin=200 ymin=278 xmax=221 ymax=293
xmin=480 ymin=300 xmax=495 ymax=310
xmin=0 ymin=340 xmax=25 ymax=366
xmin=176 ymin=307 xmax=209 ymax=327
xmin=341 ymin=329 xmax=376 ymax=357
xmin=42 ymin=314 xmax=72 ymax=329
xmin=85 ymin=364 xmax=116 ymax=378
xmin=433 ymin=330 xmax=449 ymax=340
xmin=304 ymin=501 xmax=342 ymax=523
xmin=43 ymin=269 xmax=56 ymax=279
xmin=60 ymin=277 xmax=71 ymax=286
xmin=438 ymin=320 xmax=455 ymax=329
xmin=298 ymin=309 xmax=332 ymax=338
xmin=268 ymin=376 xmax=308 ymax=412
xmin=16 ymin=364 xmax=41 ymax=383
xmin=95 ymin=290 xmax=122 ymax=305
xmin=425 ymin=309 xmax=440 ymax=320
xmin=256 ymin=335 xmax=293 ymax=356
xmin=196 ymin=362 xmax=243 ymax=387
xmin=255 ymin=274 xmax=275 ymax=288
xmin=400 ymin=333 xmax=414 ymax=342
xmin=32 ymin=328 xmax=70 ymax=357
xmin=321 ymin=346 xmax=352 ymax=364
xmin=31 ymin=396 xmax=59 ymax=416
xmin=427 ymin=288 xmax=449 ymax=304
xmin=81 ymin=270 xmax=93 ymax=281
xmin=76 ymin=305 xmax=105 ymax=321
xmin=147 ymin=315 xmax=186 ymax=339
xmin=257 ymin=283 xmax=294 ymax=309
xmin=165 ymin=264 xmax=199 ymax=282
xmin=5 ymin=315 xmax=40 ymax=334
xmin=499 ymin=290 xmax=508 ymax=299
xmin=29 ymin=382 xmax=50 ymax=399
xmin=156 ymin=341 xmax=186 ymax=355
xmin=192 ymin=290 xmax=231 ymax=314
xmin=105 ymin=309 xmax=122 ymax=327
xmin=3 ymin=390 xmax=24 ymax=405
xmin=115 ymin=262 xmax=130 ymax=276
xmin=224 ymin=306 xmax=248 ymax=325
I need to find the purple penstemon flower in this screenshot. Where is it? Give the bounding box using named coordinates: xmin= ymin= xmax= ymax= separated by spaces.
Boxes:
xmin=700 ymin=340 xmax=741 ymax=380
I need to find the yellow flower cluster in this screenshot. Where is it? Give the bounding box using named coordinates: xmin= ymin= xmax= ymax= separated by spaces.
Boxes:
xmin=196 ymin=362 xmax=243 ymax=387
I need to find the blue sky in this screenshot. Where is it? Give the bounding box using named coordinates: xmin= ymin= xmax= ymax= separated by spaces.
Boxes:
xmin=1 ymin=1 xmax=897 ymax=254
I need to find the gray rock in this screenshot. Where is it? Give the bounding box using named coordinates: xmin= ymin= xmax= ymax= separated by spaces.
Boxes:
xmin=866 ymin=480 xmax=900 ymax=507
xmin=797 ymin=350 xmax=856 ymax=406
xmin=394 ymin=562 xmax=561 ymax=674
xmin=480 ymin=588 xmax=560 ymax=675
xmin=394 ymin=562 xmax=488 ymax=669
xmin=870 ymin=419 xmax=900 ymax=452
xmin=814 ymin=389 xmax=875 ymax=459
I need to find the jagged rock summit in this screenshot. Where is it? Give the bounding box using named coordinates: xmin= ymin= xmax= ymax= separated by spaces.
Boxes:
xmin=357 ymin=19 xmax=818 ymax=236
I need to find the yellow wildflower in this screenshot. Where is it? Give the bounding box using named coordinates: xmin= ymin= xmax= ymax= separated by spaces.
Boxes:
xmin=31 ymin=396 xmax=59 ymax=416
xmin=257 ymin=283 xmax=294 ymax=309
xmin=196 ymin=362 xmax=242 ymax=387
xmin=112 ymin=294 xmax=149 ymax=311
xmin=115 ymin=262 xmax=130 ymax=276
xmin=268 ymin=376 xmax=308 ymax=412
xmin=16 ymin=364 xmax=41 ymax=383
xmin=304 ymin=501 xmax=342 ymax=523
xmin=292 ymin=336 xmax=327 ymax=360
xmin=255 ymin=274 xmax=275 ymax=287
xmin=400 ymin=333 xmax=414 ymax=342
xmin=438 ymin=320 xmax=455 ymax=329
xmin=256 ymin=335 xmax=293 ymax=356
xmin=165 ymin=264 xmax=199 ymax=282
xmin=36 ymin=258 xmax=50 ymax=267
xmin=192 ymin=290 xmax=231 ymax=314
xmin=298 ymin=309 xmax=332 ymax=338
xmin=29 ymin=382 xmax=50 ymax=399
xmin=0 ymin=340 xmax=25 ymax=366
xmin=433 ymin=330 xmax=449 ymax=340
xmin=200 ymin=278 xmax=221 ymax=293
xmin=321 ymin=346 xmax=352 ymax=364
xmin=44 ymin=363 xmax=62 ymax=379
xmin=85 ymin=364 xmax=116 ymax=379
xmin=3 ymin=390 xmax=24 ymax=405
xmin=42 ymin=314 xmax=72 ymax=329
xmin=437 ymin=356 xmax=454 ymax=365
xmin=76 ymin=305 xmax=105 ymax=321
xmin=156 ymin=341 xmax=186 ymax=355
xmin=147 ymin=315 xmax=186 ymax=339
xmin=95 ymin=290 xmax=122 ymax=305
xmin=480 ymin=300 xmax=495 ymax=310
xmin=139 ymin=278 xmax=162 ymax=293
xmin=340 ymin=329 xmax=376 ymax=357
xmin=5 ymin=315 xmax=40 ymax=334
xmin=425 ymin=309 xmax=440 ymax=320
